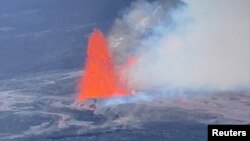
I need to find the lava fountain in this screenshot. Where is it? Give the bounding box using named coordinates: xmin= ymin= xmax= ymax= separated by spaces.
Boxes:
xmin=78 ymin=29 xmax=129 ymax=102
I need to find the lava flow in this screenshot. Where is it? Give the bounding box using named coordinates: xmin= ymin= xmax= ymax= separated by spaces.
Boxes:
xmin=78 ymin=29 xmax=129 ymax=102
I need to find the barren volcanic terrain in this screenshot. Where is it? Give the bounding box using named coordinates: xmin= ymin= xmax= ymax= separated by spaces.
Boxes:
xmin=0 ymin=70 xmax=249 ymax=141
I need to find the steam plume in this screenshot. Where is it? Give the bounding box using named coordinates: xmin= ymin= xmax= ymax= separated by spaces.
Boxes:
xmin=108 ymin=0 xmax=250 ymax=91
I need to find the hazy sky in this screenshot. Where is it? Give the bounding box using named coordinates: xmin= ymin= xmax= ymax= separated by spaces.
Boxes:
xmin=0 ymin=0 xmax=135 ymax=78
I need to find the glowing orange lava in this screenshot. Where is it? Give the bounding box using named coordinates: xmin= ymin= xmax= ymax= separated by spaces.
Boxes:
xmin=78 ymin=29 xmax=129 ymax=101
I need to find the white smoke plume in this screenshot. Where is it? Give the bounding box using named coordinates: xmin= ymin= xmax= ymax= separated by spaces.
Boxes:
xmin=108 ymin=0 xmax=250 ymax=91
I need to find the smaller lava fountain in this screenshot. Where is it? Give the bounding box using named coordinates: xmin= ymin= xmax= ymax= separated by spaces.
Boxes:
xmin=78 ymin=29 xmax=130 ymax=102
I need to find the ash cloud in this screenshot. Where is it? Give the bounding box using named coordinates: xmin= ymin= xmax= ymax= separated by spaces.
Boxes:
xmin=108 ymin=0 xmax=250 ymax=91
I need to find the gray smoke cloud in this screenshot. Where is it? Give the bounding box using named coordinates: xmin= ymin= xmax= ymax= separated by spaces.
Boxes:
xmin=108 ymin=0 xmax=250 ymax=91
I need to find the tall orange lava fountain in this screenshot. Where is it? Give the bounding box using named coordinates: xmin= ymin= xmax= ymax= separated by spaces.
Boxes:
xmin=78 ymin=29 xmax=129 ymax=102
